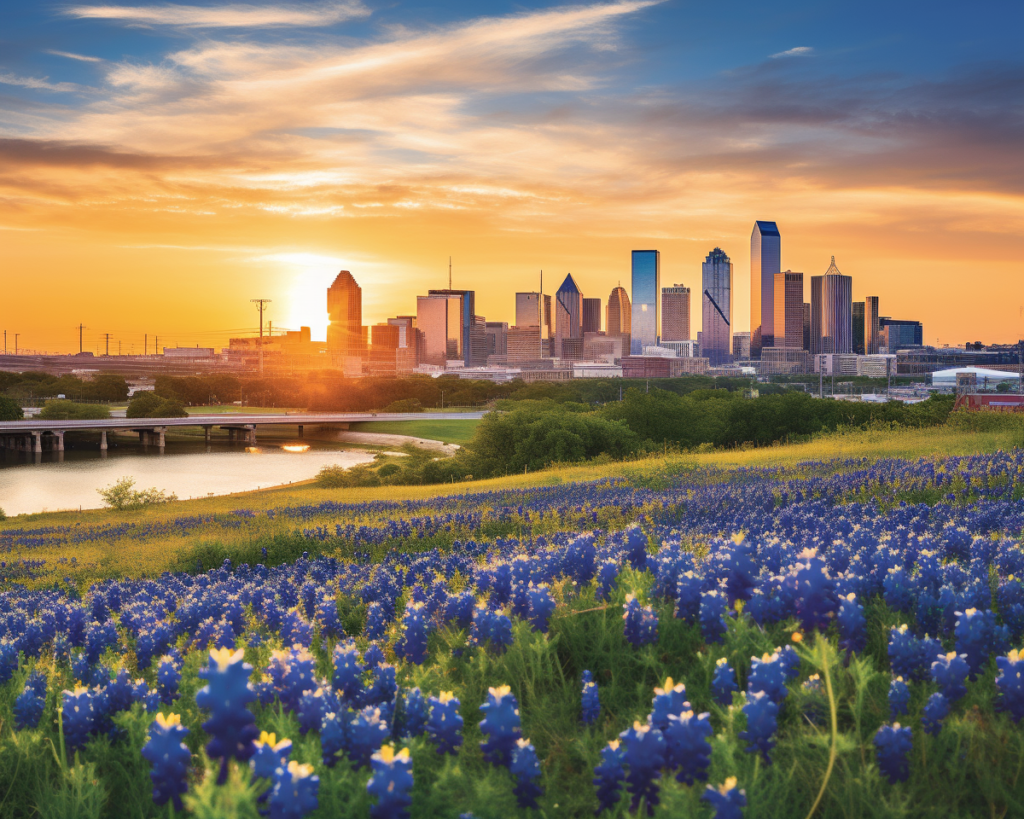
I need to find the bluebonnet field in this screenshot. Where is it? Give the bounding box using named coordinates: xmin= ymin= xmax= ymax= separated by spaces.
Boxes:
xmin=1 ymin=448 xmax=1024 ymax=818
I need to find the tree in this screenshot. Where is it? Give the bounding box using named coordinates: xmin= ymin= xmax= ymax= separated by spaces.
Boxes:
xmin=98 ymin=477 xmax=177 ymax=510
xmin=127 ymin=392 xmax=188 ymax=418
xmin=0 ymin=395 xmax=23 ymax=421
xmin=38 ymin=400 xmax=111 ymax=420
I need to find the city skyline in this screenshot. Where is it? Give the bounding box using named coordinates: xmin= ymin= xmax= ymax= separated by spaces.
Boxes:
xmin=1 ymin=1 xmax=1022 ymax=352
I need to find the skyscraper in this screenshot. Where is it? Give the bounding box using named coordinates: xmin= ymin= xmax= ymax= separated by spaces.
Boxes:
xmin=802 ymin=303 xmax=811 ymax=352
xmin=750 ymin=221 xmax=781 ymax=358
xmin=701 ymin=247 xmax=732 ymax=365
xmin=865 ymin=295 xmax=880 ymax=354
xmin=630 ymin=250 xmax=660 ymax=353
xmin=773 ymin=270 xmax=804 ymax=348
xmin=428 ymin=288 xmax=477 ymax=366
xmin=810 ymin=257 xmax=853 ymax=354
xmin=416 ymin=292 xmax=460 ymax=366
xmin=515 ymin=292 xmax=551 ymax=337
xmin=661 ymin=284 xmax=691 ymax=341
xmin=853 ymin=301 xmax=866 ymax=354
xmin=554 ymin=273 xmax=583 ymax=358
xmin=606 ymin=285 xmax=631 ymax=355
xmin=327 ymin=270 xmax=364 ymax=361
xmin=582 ymin=298 xmax=602 ymax=334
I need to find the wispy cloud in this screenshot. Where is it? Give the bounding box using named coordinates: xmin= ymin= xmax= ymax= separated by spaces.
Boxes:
xmin=45 ymin=49 xmax=103 ymax=63
xmin=64 ymin=2 xmax=370 ymax=29
xmin=0 ymin=72 xmax=80 ymax=92
xmin=770 ymin=46 xmax=813 ymax=58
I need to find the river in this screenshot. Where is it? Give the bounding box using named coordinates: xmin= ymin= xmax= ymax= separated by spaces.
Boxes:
xmin=0 ymin=440 xmax=374 ymax=515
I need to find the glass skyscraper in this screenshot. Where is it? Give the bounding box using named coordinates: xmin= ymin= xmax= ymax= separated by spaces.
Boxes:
xmin=810 ymin=257 xmax=853 ymax=354
xmin=773 ymin=270 xmax=804 ymax=349
xmin=701 ymin=247 xmax=732 ymax=365
xmin=750 ymin=221 xmax=781 ymax=358
xmin=606 ymin=285 xmax=631 ymax=354
xmin=327 ymin=270 xmax=364 ymax=361
xmin=630 ymin=250 xmax=660 ymax=353
xmin=853 ymin=301 xmax=865 ymax=354
xmin=427 ymin=289 xmax=476 ymax=366
xmin=554 ymin=273 xmax=583 ymax=358
xmin=865 ymin=295 xmax=880 ymax=354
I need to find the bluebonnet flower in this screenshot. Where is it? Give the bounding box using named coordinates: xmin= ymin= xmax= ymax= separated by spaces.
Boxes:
xmin=800 ymin=674 xmax=827 ymax=724
xmin=331 ymin=641 xmax=364 ymax=703
xmin=955 ymin=608 xmax=1007 ymax=680
xmin=347 ymin=706 xmax=391 ymax=768
xmin=675 ymin=571 xmax=702 ymax=621
xmin=363 ymin=643 xmax=386 ymax=668
xmin=888 ymin=677 xmax=910 ymax=719
xmin=527 ymin=585 xmax=556 ymax=632
xmin=394 ymin=602 xmax=431 ymax=665
xmin=581 ymin=670 xmax=600 ymax=725
xmin=156 ymin=654 xmax=181 ymax=705
xmin=701 ymin=777 xmax=747 ymax=819
xmin=14 ymin=671 xmax=46 ymax=730
xmin=479 ymin=685 xmax=522 ymax=767
xmin=595 ymin=559 xmax=619 ymax=601
xmin=195 ymin=647 xmax=259 ymax=784
xmin=995 ymin=649 xmax=1024 ymax=723
xmin=619 ymin=720 xmax=666 ymax=816
xmin=889 ymin=625 xmax=927 ymax=680
xmin=622 ymin=595 xmax=658 ymax=648
xmin=700 ymin=591 xmax=728 ymax=644
xmin=510 ymin=738 xmax=543 ymax=809
xmin=739 ymin=691 xmax=778 ymax=764
xmin=61 ymin=686 xmax=94 ymax=753
xmin=789 ymin=549 xmax=836 ymax=632
xmin=592 ymin=740 xmax=626 ymax=814
xmin=364 ymin=602 xmax=389 ymax=641
xmin=624 ymin=526 xmax=649 ymax=570
xmin=874 ymin=723 xmax=913 ymax=783
xmin=711 ymin=658 xmax=738 ymax=706
xmin=837 ymin=593 xmax=866 ymax=657
xmin=297 ymin=687 xmax=328 ymax=735
xmin=251 ymin=731 xmax=293 ymax=780
xmin=931 ymin=652 xmax=969 ymax=703
xmin=470 ymin=604 xmax=514 ymax=653
xmin=664 ymin=708 xmax=712 ymax=785
xmin=748 ymin=651 xmax=789 ymax=704
xmin=922 ymin=692 xmax=949 ymax=736
xmin=367 ymin=745 xmax=413 ymax=819
xmin=0 ymin=640 xmax=18 ymax=685
xmin=269 ymin=760 xmax=319 ymax=819
xmin=319 ymin=711 xmax=347 ymax=768
xmin=649 ymin=677 xmax=687 ymax=732
xmin=427 ymin=691 xmax=464 ymax=755
xmin=399 ymin=687 xmax=429 ymax=738
xmin=723 ymin=536 xmax=758 ymax=606
xmin=140 ymin=712 xmax=191 ymax=811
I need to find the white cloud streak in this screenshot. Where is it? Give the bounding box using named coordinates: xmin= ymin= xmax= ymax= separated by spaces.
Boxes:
xmin=64 ymin=2 xmax=370 ymax=29
xmin=770 ymin=46 xmax=813 ymax=58
xmin=45 ymin=50 xmax=103 ymax=63
xmin=0 ymin=72 xmax=80 ymax=92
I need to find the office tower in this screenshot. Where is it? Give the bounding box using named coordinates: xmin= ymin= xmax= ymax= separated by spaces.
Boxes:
xmin=606 ymin=285 xmax=631 ymax=353
xmin=554 ymin=273 xmax=583 ymax=358
xmin=810 ymin=257 xmax=853 ymax=354
xmin=484 ymin=321 xmax=508 ymax=357
xmin=701 ymin=247 xmax=732 ymax=366
xmin=327 ymin=271 xmax=364 ymax=358
xmin=416 ymin=294 xmax=455 ymax=366
xmin=750 ymin=221 xmax=781 ymax=357
xmin=583 ymin=298 xmax=602 ymax=334
xmin=879 ymin=318 xmax=923 ymax=349
xmin=773 ymin=270 xmax=804 ymax=348
xmin=865 ymin=296 xmax=880 ymax=354
xmin=507 ymin=325 xmax=542 ymax=363
xmin=661 ymin=284 xmax=691 ymax=341
xmin=515 ymin=292 xmax=552 ymax=337
xmin=853 ymin=301 xmax=866 ymax=354
xmin=470 ymin=316 xmax=488 ymax=366
xmin=387 ymin=315 xmax=421 ymax=372
xmin=733 ymin=331 xmax=750 ymax=360
xmin=802 ymin=303 xmax=811 ymax=352
xmin=428 ymin=288 xmax=476 ymax=366
xmin=630 ymin=250 xmax=660 ymax=353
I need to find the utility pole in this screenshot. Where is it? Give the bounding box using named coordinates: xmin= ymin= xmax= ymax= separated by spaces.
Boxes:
xmin=103 ymin=333 xmax=112 ymax=356
xmin=144 ymin=334 xmax=147 ymax=356
xmin=3 ymin=330 xmax=5 ymax=354
xmin=79 ymin=323 xmax=85 ymax=354
xmin=118 ymin=340 xmax=121 ymax=356
xmin=14 ymin=334 xmax=19 ymax=355
xmin=155 ymin=336 xmax=159 ymax=355
xmin=251 ymin=299 xmax=271 ymax=376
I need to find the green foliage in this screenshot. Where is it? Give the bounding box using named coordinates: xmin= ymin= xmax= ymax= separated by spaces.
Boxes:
xmin=98 ymin=476 xmax=178 ymax=510
xmin=38 ymin=400 xmax=111 ymax=420
xmin=126 ymin=391 xmax=188 ymax=418
xmin=383 ymin=397 xmax=425 ymax=412
xmin=0 ymin=507 xmax=6 ymax=521
xmin=0 ymin=395 xmax=23 ymax=420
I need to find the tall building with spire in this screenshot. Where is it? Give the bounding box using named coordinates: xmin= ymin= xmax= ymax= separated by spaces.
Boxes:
xmin=750 ymin=221 xmax=781 ymax=358
xmin=554 ymin=273 xmax=583 ymax=359
xmin=630 ymin=250 xmax=660 ymax=353
xmin=810 ymin=257 xmax=853 ymax=354
xmin=327 ymin=270 xmax=365 ymax=364
xmin=606 ymin=285 xmax=631 ymax=355
xmin=701 ymin=247 xmax=732 ymax=365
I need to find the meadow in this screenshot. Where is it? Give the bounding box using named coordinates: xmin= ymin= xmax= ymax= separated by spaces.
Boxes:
xmin=1 ymin=422 xmax=1023 ymax=819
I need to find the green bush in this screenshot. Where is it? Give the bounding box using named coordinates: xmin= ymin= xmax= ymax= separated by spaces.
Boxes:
xmin=383 ymin=398 xmax=425 ymax=412
xmin=126 ymin=392 xmax=188 ymax=418
xmin=98 ymin=477 xmax=178 ymax=510
xmin=38 ymin=400 xmax=110 ymax=420
xmin=0 ymin=395 xmax=22 ymax=420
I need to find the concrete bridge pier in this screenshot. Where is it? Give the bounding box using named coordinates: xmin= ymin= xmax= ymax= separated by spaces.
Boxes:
xmin=297 ymin=425 xmax=303 ymax=438
xmin=31 ymin=431 xmax=42 ymax=453
xmin=100 ymin=430 xmax=108 ymax=451
xmin=204 ymin=426 xmax=212 ymax=445
xmin=54 ymin=430 xmax=64 ymax=452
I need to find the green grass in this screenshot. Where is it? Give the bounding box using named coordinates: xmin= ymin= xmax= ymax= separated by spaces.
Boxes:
xmin=349 ymin=419 xmax=480 ymax=445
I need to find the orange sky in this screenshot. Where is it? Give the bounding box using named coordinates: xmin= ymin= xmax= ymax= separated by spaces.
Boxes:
xmin=2 ymin=1 xmax=1022 ymax=354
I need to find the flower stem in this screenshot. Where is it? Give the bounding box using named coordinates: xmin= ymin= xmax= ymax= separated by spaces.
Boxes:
xmin=804 ymin=638 xmax=838 ymax=819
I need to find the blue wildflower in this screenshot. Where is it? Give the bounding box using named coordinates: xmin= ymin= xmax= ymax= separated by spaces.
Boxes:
xmin=61 ymin=686 xmax=94 ymax=753
xmin=527 ymin=585 xmax=557 ymax=632
xmin=664 ymin=708 xmax=712 ymax=785
xmin=701 ymin=777 xmax=747 ymax=819
xmin=331 ymin=641 xmax=364 ymax=703
xmin=140 ymin=712 xmax=191 ymax=811
xmin=394 ymin=602 xmax=431 ymax=665
xmin=711 ymin=658 xmax=738 ymax=706
xmin=269 ymin=760 xmax=320 ymax=819
xmin=739 ymin=691 xmax=778 ymax=764
xmin=195 ymin=647 xmax=258 ymax=784
xmin=479 ymin=685 xmax=522 ymax=767
xmin=649 ymin=677 xmax=687 ymax=732
xmin=367 ymin=744 xmax=413 ymax=819
xmin=995 ymin=649 xmax=1024 ymax=723
xmin=623 ymin=595 xmax=658 ymax=649
xmin=427 ymin=691 xmax=464 ymax=755
xmin=619 ymin=721 xmax=666 ymax=816
xmin=593 ymin=740 xmax=626 ymax=814
xmin=581 ymin=670 xmax=600 ymax=725
xmin=14 ymin=671 xmax=46 ymax=730
xmin=156 ymin=655 xmax=181 ymax=705
xmin=874 ymin=723 xmax=913 ymax=783
xmin=922 ymin=692 xmax=949 ymax=736
xmin=510 ymin=738 xmax=544 ymax=809
xmin=700 ymin=591 xmax=728 ymax=644
xmin=888 ymin=677 xmax=910 ymax=719
xmin=955 ymin=608 xmax=1007 ymax=680
xmin=399 ymin=687 xmax=429 ymax=739
xmin=931 ymin=652 xmax=969 ymax=703
xmin=837 ymin=593 xmax=866 ymax=657
xmin=748 ymin=652 xmax=789 ymax=704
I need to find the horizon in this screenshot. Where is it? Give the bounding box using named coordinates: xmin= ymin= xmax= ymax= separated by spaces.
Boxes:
xmin=2 ymin=0 xmax=1022 ymax=353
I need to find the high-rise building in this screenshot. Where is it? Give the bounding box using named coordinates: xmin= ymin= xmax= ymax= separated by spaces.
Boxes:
xmin=802 ymin=303 xmax=811 ymax=352
xmin=773 ymin=270 xmax=804 ymax=348
xmin=327 ymin=271 xmax=364 ymax=360
xmin=733 ymin=331 xmax=750 ymax=360
xmin=427 ymin=288 xmax=477 ymax=367
xmin=582 ymin=298 xmax=602 ymax=334
xmin=865 ymin=296 xmax=880 ymax=354
xmin=507 ymin=325 xmax=543 ymax=363
xmin=606 ymin=285 xmax=631 ymax=354
xmin=630 ymin=250 xmax=660 ymax=353
xmin=853 ymin=301 xmax=866 ymax=355
xmin=387 ymin=315 xmax=421 ymax=372
xmin=810 ymin=257 xmax=853 ymax=354
xmin=750 ymin=221 xmax=781 ymax=358
xmin=416 ymin=293 xmax=457 ymax=366
xmin=879 ymin=318 xmax=924 ymax=350
xmin=554 ymin=273 xmax=583 ymax=358
xmin=701 ymin=247 xmax=732 ymax=366
xmin=484 ymin=321 xmax=508 ymax=357
xmin=515 ymin=292 xmax=552 ymax=338
xmin=661 ymin=284 xmax=691 ymax=341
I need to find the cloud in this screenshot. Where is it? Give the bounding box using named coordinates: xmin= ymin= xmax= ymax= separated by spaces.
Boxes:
xmin=64 ymin=2 xmax=370 ymax=29
xmin=0 ymin=72 xmax=80 ymax=92
xmin=770 ymin=46 xmax=813 ymax=59
xmin=45 ymin=50 xmax=103 ymax=63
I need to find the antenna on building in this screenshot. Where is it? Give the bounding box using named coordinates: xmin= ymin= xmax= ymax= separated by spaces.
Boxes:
xmin=448 ymin=257 xmax=452 ymax=290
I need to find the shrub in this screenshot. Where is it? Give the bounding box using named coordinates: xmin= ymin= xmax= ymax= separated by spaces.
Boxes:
xmin=127 ymin=392 xmax=188 ymax=419
xmin=383 ymin=398 xmax=424 ymax=413
xmin=98 ymin=476 xmax=178 ymax=510
xmin=0 ymin=395 xmax=23 ymax=421
xmin=38 ymin=400 xmax=110 ymax=420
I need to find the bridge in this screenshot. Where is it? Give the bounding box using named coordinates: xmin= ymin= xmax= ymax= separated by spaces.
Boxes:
xmin=0 ymin=412 xmax=486 ymax=453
